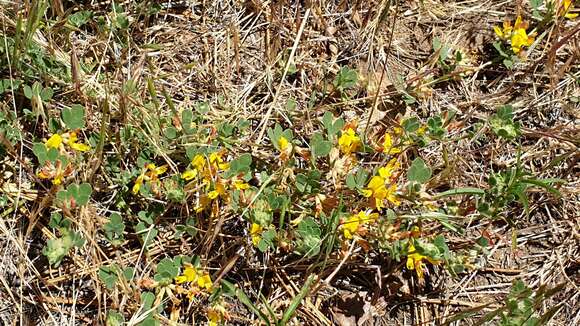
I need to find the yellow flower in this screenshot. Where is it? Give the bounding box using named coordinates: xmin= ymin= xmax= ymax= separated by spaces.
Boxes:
xmin=250 ymin=223 xmax=263 ymax=246
xmin=362 ymin=159 xmax=400 ymax=208
xmin=379 ymin=158 xmax=400 ymax=179
xmin=175 ymin=265 xmax=197 ymax=284
xmin=175 ymin=264 xmax=212 ymax=291
xmin=192 ymin=154 xmax=206 ymax=171
xmin=233 ymin=179 xmax=250 ymax=190
xmin=494 ymin=16 xmax=534 ymax=54
xmin=208 ymin=190 xmax=219 ymax=199
xmin=417 ymin=125 xmax=427 ymax=136
xmin=511 ymin=21 xmax=534 ymax=54
xmin=207 ymin=304 xmax=227 ymax=326
xmin=181 ymin=169 xmax=197 ymax=180
xmin=560 ymin=0 xmax=578 ymax=19
xmin=46 ymin=132 xmax=90 ymax=152
xmin=210 ymin=152 xmax=229 ymax=170
xmin=208 ymin=309 xmax=221 ymax=326
xmin=406 ymin=242 xmax=440 ymax=279
xmin=493 ymin=20 xmax=513 ymax=40
xmin=132 ymin=163 xmax=168 ymax=195
xmin=341 ymin=210 xmax=378 ymax=239
xmin=278 ymin=136 xmax=290 ymax=151
xmin=148 ymin=164 xmax=167 ymax=176
xmin=197 ymin=271 xmax=213 ymax=290
xmin=38 ymin=160 xmax=71 ymax=185
xmin=45 ymin=134 xmax=63 ymax=149
xmin=385 ymin=183 xmax=400 ymax=206
xmin=208 ymin=181 xmax=226 ymax=199
xmin=338 ymin=128 xmax=361 ymax=154
xmin=66 ymin=132 xmax=90 ymax=152
xmin=132 ymin=174 xmax=145 ymax=194
xmin=382 ymin=133 xmax=401 ymax=155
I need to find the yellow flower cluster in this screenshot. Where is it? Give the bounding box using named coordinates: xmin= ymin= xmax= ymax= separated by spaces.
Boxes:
xmin=180 ymin=151 xmax=249 ymax=211
xmin=38 ymin=159 xmax=72 ymax=185
xmin=382 ymin=132 xmax=402 ymax=155
xmin=182 ymin=152 xmax=230 ymax=182
xmin=132 ymin=163 xmax=168 ymax=195
xmin=278 ymin=136 xmax=290 ymax=152
xmin=338 ymin=128 xmax=361 ymax=155
xmin=341 ymin=210 xmax=378 ymax=239
xmin=174 ymin=264 xmax=213 ymax=297
xmin=250 ymin=223 xmax=263 ymax=246
xmin=362 ymin=158 xmax=400 ymax=209
xmin=406 ymin=242 xmax=441 ymax=279
xmin=493 ymin=16 xmax=535 ymax=54
xmin=207 ymin=304 xmax=228 ymax=326
xmin=45 ymin=131 xmax=91 ymax=152
xmin=37 ymin=131 xmax=91 ymax=184
xmin=558 ymin=0 xmax=578 ymax=19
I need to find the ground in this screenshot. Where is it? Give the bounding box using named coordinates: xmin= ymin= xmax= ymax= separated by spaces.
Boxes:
xmin=0 ymin=1 xmax=579 ymax=325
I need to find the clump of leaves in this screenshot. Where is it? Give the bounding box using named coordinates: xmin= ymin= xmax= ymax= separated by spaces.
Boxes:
xmin=135 ymin=210 xmax=159 ymax=248
xmin=475 ymin=280 xmax=565 ymax=326
xmin=43 ymin=213 xmax=85 ymax=266
xmin=333 ymin=66 xmax=358 ymax=96
xmin=490 ymin=105 xmax=521 ymax=140
xmin=294 ymin=217 xmax=322 ymax=257
xmin=477 ymin=161 xmax=563 ymax=220
xmin=103 ymin=213 xmax=125 ymax=246
xmin=56 ymin=183 xmax=92 ymax=208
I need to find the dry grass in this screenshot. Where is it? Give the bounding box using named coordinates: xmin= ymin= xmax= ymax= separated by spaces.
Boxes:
xmin=0 ymin=0 xmax=579 ymax=325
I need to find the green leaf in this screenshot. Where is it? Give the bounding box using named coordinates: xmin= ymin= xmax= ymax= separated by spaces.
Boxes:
xmin=402 ymin=117 xmax=420 ymax=133
xmin=99 ymin=265 xmax=119 ymax=290
xmin=155 ymin=257 xmax=179 ymax=282
xmin=62 ymin=104 xmax=85 ymax=129
xmin=164 ymin=126 xmax=177 ymax=139
xmin=47 ymin=148 xmax=59 ymax=163
xmin=322 ymin=112 xmax=344 ymax=137
xmin=135 ymin=222 xmax=158 ymax=247
xmin=333 ymin=67 xmax=358 ymax=91
xmin=138 ymin=210 xmax=155 ymax=225
xmin=281 ymin=274 xmax=316 ymax=324
xmin=229 ymin=153 xmax=252 ymax=174
xmin=408 ymin=158 xmax=431 ymax=183
xmin=32 ymin=143 xmax=48 ymax=164
xmin=23 ymin=84 xmax=33 ymax=99
xmin=141 ymin=292 xmax=155 ymax=310
xmin=253 ymin=208 xmax=272 ymax=227
xmin=181 ymin=109 xmax=194 ymax=134
xmin=115 ymin=14 xmax=129 ymax=29
xmin=42 ymin=230 xmax=84 ymax=266
xmin=345 ymin=173 xmax=357 ymax=190
xmin=257 ymin=229 xmax=276 ymax=252
xmin=310 ymin=133 xmax=331 ymax=158
xmin=413 ymin=239 xmax=443 ymax=260
xmin=123 ymin=267 xmax=135 ymax=280
xmin=104 ymin=213 xmax=125 ymax=245
xmin=435 ymin=187 xmax=485 ymax=198
xmin=43 ymin=237 xmax=71 ymax=266
xmin=68 ymin=10 xmax=93 ymax=27
xmin=40 ymin=87 xmax=53 ymax=101
xmin=76 ymin=183 xmax=92 ymax=206
xmin=295 ymin=218 xmax=321 ymax=257
xmin=490 ymin=106 xmax=521 ymax=140
xmin=106 ymin=310 xmax=125 ymax=326
xmin=220 ymin=280 xmax=271 ymax=325
xmin=296 ymin=170 xmax=321 ymax=194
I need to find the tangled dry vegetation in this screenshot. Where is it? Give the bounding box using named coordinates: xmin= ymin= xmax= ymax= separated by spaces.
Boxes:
xmin=1 ymin=0 xmax=579 ymax=325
